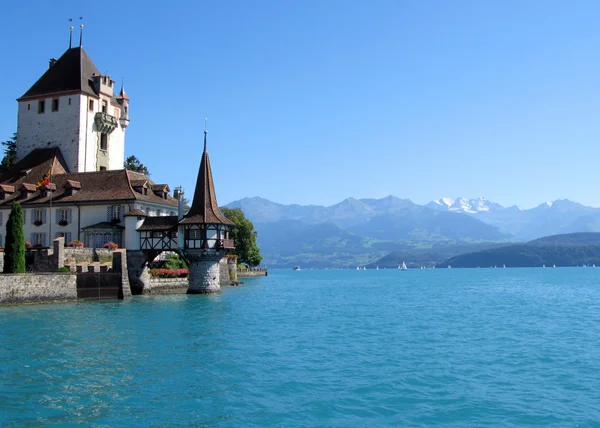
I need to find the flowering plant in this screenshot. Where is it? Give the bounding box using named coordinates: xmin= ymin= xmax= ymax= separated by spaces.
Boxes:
xmin=149 ymin=268 xmax=189 ymax=278
xmin=104 ymin=242 xmax=118 ymax=250
xmin=58 ymin=219 xmax=69 ymax=226
xmin=25 ymin=241 xmax=32 ymax=249
xmin=68 ymin=240 xmax=84 ymax=247
xmin=33 ymin=219 xmax=43 ymax=226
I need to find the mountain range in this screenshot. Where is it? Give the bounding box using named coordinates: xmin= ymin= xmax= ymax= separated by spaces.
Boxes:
xmin=224 ymin=196 xmax=600 ymax=268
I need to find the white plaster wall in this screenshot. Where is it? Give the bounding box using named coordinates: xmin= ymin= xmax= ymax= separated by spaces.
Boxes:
xmin=78 ymin=95 xmax=125 ymax=172
xmin=124 ymin=215 xmax=143 ymax=250
xmin=17 ymin=95 xmax=82 ymax=171
xmin=80 ymin=95 xmax=98 ymax=172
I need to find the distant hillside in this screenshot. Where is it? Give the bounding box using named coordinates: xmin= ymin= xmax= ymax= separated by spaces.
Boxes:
xmin=439 ymin=232 xmax=600 ymax=268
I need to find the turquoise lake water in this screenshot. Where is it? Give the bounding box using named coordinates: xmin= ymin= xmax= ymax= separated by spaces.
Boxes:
xmin=1 ymin=268 xmax=600 ymax=426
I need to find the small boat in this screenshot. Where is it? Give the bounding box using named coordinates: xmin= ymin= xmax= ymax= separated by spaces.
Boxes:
xmin=293 ymin=266 xmax=300 ymax=271
xmin=553 ymin=264 xmax=556 ymax=268
xmin=447 ymin=265 xmax=452 ymax=269
xmin=363 ymin=266 xmax=366 ymax=270
xmin=398 ymin=262 xmax=408 ymax=271
xmin=543 ymin=264 xmax=546 ymax=268
xmin=356 ymin=266 xmax=360 ymax=271
xmin=503 ymin=264 xmax=506 ymax=269
xmin=376 ymin=265 xmax=379 ymax=270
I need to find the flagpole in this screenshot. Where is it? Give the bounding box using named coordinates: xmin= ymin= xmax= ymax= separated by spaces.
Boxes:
xmin=49 ymin=169 xmax=53 ymax=248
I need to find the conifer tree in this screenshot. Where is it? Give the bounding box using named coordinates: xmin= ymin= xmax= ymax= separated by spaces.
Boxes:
xmin=4 ymin=201 xmax=26 ymax=273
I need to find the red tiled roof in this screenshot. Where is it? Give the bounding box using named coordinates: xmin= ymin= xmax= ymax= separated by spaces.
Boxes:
xmin=0 ymin=148 xmax=178 ymax=208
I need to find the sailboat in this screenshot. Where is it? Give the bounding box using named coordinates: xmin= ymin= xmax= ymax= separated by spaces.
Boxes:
xmin=553 ymin=264 xmax=556 ymax=268
xmin=363 ymin=266 xmax=367 ymax=270
xmin=356 ymin=266 xmax=360 ymax=271
xmin=503 ymin=264 xmax=506 ymax=269
xmin=398 ymin=261 xmax=408 ymax=271
xmin=376 ymin=265 xmax=379 ymax=270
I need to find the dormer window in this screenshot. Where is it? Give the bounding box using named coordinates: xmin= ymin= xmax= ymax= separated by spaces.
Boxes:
xmin=64 ymin=180 xmax=81 ymax=196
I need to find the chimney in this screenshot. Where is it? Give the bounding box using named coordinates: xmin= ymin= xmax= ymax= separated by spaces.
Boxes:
xmin=176 ymin=187 xmax=184 ymax=221
xmin=49 ymin=58 xmax=57 ymax=68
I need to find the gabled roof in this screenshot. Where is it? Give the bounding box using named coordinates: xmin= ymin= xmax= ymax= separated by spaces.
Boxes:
xmin=19 ymin=47 xmax=101 ymax=100
xmin=0 ymin=148 xmax=179 ymax=208
xmin=137 ymin=215 xmax=179 ymax=231
xmin=180 ymin=131 xmax=233 ymax=226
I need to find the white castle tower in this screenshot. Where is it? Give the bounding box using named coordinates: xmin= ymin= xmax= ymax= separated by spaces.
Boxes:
xmin=15 ymin=32 xmax=129 ymax=172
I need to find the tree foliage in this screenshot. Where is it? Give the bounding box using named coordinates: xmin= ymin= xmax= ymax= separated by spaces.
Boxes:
xmin=221 ymin=207 xmax=263 ymax=267
xmin=124 ymin=155 xmax=149 ymax=175
xmin=0 ymin=133 xmax=17 ymax=174
xmin=4 ymin=201 xmax=26 ymax=273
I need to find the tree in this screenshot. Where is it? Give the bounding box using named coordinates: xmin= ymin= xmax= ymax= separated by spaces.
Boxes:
xmin=0 ymin=133 xmax=17 ymax=174
xmin=221 ymin=207 xmax=263 ymax=267
xmin=4 ymin=201 xmax=26 ymax=273
xmin=124 ymin=155 xmax=150 ymax=175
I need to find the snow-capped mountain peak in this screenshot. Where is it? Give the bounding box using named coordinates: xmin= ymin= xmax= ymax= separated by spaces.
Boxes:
xmin=426 ymin=197 xmax=503 ymax=214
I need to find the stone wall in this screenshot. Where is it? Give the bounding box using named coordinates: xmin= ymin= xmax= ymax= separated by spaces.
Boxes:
xmin=187 ymin=252 xmax=222 ymax=294
xmin=237 ymin=268 xmax=268 ymax=277
xmin=0 ymin=273 xmax=77 ymax=305
xmin=112 ymin=249 xmax=131 ymax=299
xmin=64 ymin=247 xmax=114 ymax=266
xmin=219 ymin=257 xmax=230 ymax=286
xmin=148 ymin=277 xmax=189 ymax=294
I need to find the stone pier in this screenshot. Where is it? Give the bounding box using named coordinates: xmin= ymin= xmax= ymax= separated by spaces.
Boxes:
xmin=186 ymin=252 xmax=223 ymax=294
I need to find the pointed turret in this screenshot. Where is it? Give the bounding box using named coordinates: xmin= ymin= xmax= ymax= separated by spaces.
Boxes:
xmin=180 ymin=128 xmax=234 ymax=294
xmin=117 ymin=83 xmax=130 ymax=129
xmin=180 ymin=129 xmax=233 ymax=227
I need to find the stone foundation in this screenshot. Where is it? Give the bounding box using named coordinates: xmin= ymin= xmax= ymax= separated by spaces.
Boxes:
xmin=186 ymin=252 xmax=223 ymax=294
xmin=126 ymin=250 xmax=151 ymax=294
xmin=148 ymin=277 xmax=189 ymax=294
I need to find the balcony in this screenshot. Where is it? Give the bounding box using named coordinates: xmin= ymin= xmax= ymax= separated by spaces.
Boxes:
xmin=94 ymin=112 xmax=118 ymax=134
xmin=216 ymin=239 xmax=235 ymax=250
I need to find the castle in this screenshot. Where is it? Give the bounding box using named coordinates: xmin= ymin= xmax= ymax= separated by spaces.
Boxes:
xmin=1 ymin=35 xmax=235 ymax=294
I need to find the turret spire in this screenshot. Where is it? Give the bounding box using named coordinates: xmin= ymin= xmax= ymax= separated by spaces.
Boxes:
xmin=79 ymin=24 xmax=84 ymax=47
xmin=68 ymin=19 xmax=73 ymax=48
xmin=203 ymin=117 xmax=208 ymax=153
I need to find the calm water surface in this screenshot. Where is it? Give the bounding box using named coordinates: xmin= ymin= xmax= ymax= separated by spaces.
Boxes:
xmin=1 ymin=268 xmax=600 ymax=426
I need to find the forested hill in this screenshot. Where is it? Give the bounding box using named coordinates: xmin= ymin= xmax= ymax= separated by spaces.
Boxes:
xmin=440 ymin=233 xmax=600 ymax=268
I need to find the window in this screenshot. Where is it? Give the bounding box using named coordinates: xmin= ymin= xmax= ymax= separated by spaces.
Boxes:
xmin=31 ymin=232 xmax=46 ymax=247
xmin=52 ymin=99 xmax=59 ymax=112
xmin=100 ymin=133 xmax=108 ymax=151
xmin=27 ymin=104 xmax=31 ymax=111
xmin=68 ymin=98 xmax=71 ymax=105
xmin=107 ymin=205 xmax=123 ymax=222
xmin=101 ymin=100 xmax=107 ymax=113
xmin=157 ymin=209 xmax=162 ymax=216
xmin=32 ymin=208 xmax=45 ymax=225
xmin=89 ymin=99 xmax=94 ymax=111
xmin=38 ymin=100 xmax=45 ymax=114
xmin=56 ymin=208 xmax=71 ymax=225
xmin=189 ymin=229 xmax=202 ymax=240
xmin=99 ymin=166 xmax=106 ymax=171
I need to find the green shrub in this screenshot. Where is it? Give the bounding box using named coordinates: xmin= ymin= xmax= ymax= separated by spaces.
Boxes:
xmin=57 ymin=267 xmax=70 ymax=273
xmin=165 ymin=253 xmax=187 ymax=270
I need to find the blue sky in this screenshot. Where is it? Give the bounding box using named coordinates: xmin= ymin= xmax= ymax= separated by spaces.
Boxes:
xmin=1 ymin=0 xmax=600 ymax=209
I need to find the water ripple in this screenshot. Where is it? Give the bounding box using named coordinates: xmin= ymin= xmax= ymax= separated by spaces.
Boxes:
xmin=1 ymin=268 xmax=600 ymax=426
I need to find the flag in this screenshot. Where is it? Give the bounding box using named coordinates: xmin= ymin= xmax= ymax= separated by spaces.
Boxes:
xmin=36 ymin=169 xmax=51 ymax=188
